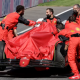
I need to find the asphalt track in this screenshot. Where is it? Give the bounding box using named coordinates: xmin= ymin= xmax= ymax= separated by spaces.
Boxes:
xmin=0 ymin=6 xmax=75 ymax=80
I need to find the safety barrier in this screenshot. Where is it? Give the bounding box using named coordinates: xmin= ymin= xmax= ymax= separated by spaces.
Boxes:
xmin=0 ymin=0 xmax=53 ymax=17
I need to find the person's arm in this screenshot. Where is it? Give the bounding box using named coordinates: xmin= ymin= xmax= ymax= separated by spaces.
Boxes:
xmin=18 ymin=16 xmax=36 ymax=26
xmin=13 ymin=25 xmax=18 ymax=37
xmin=58 ymin=29 xmax=69 ymax=37
xmin=0 ymin=21 xmax=1 ymax=25
xmin=18 ymin=16 xmax=30 ymax=25
xmin=54 ymin=17 xmax=61 ymax=24
xmin=14 ymin=29 xmax=18 ymax=37
xmin=58 ymin=29 xmax=70 ymax=45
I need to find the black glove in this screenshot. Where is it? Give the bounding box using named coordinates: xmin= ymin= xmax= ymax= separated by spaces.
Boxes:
xmin=58 ymin=35 xmax=69 ymax=42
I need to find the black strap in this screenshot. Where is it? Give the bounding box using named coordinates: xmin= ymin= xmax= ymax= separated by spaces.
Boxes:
xmin=1 ymin=23 xmax=13 ymax=31
xmin=1 ymin=23 xmax=5 ymax=29
xmin=58 ymin=35 xmax=69 ymax=42
xmin=71 ymin=33 xmax=80 ymax=37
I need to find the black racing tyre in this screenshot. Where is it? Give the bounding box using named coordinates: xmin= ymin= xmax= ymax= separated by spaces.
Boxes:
xmin=0 ymin=41 xmax=6 ymax=71
xmin=54 ymin=43 xmax=66 ymax=61
xmin=54 ymin=42 xmax=67 ymax=68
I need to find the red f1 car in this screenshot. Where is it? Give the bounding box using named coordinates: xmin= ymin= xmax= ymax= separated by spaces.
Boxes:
xmin=0 ymin=21 xmax=70 ymax=71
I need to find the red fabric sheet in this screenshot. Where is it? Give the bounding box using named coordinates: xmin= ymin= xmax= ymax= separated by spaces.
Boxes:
xmin=5 ymin=22 xmax=59 ymax=60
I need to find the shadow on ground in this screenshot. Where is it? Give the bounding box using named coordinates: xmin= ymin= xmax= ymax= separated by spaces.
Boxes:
xmin=0 ymin=67 xmax=73 ymax=78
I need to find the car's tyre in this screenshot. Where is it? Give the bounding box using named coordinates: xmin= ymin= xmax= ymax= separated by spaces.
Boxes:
xmin=54 ymin=42 xmax=67 ymax=68
xmin=0 ymin=41 xmax=6 ymax=71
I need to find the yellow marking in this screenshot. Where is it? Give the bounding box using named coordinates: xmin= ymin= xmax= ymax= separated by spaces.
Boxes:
xmin=71 ymin=30 xmax=75 ymax=32
xmin=76 ymin=27 xmax=80 ymax=31
xmin=4 ymin=16 xmax=6 ymax=19
xmin=54 ymin=21 xmax=56 ymax=23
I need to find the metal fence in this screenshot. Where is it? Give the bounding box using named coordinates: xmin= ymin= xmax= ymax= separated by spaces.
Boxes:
xmin=0 ymin=0 xmax=53 ymax=17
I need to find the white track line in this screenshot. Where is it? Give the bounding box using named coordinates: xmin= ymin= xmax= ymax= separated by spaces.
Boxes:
xmin=55 ymin=8 xmax=73 ymax=16
xmin=17 ymin=27 xmax=33 ymax=34
xmin=62 ymin=20 xmax=67 ymax=24
xmin=17 ymin=8 xmax=73 ymax=34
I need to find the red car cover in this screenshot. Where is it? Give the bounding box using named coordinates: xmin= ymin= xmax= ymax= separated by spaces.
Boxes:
xmin=4 ymin=22 xmax=59 ymax=70
xmin=5 ymin=22 xmax=59 ymax=60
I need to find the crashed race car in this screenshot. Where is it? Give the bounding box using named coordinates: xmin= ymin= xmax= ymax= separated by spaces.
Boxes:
xmin=0 ymin=19 xmax=69 ymax=71
xmin=0 ymin=38 xmax=69 ymax=71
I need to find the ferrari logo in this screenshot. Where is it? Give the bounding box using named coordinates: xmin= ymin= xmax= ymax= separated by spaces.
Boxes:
xmin=71 ymin=30 xmax=75 ymax=32
xmin=23 ymin=62 xmax=24 ymax=64
xmin=0 ymin=21 xmax=1 ymax=23
xmin=76 ymin=27 xmax=80 ymax=31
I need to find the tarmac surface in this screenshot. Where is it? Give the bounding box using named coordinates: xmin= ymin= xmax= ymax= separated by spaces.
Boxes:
xmin=0 ymin=6 xmax=74 ymax=80
xmin=0 ymin=6 xmax=72 ymax=33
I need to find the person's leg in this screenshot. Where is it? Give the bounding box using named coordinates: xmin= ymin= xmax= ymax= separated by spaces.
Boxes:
xmin=68 ymin=37 xmax=80 ymax=79
xmin=76 ymin=38 xmax=80 ymax=70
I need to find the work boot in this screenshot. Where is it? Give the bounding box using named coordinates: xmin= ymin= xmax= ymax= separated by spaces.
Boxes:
xmin=69 ymin=74 xmax=80 ymax=79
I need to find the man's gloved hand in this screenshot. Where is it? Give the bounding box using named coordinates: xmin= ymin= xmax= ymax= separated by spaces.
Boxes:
xmin=36 ymin=21 xmax=43 ymax=24
xmin=58 ymin=35 xmax=69 ymax=42
xmin=28 ymin=20 xmax=36 ymax=26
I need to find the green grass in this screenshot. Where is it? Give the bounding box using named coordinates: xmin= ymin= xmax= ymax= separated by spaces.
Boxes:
xmin=38 ymin=0 xmax=80 ymax=6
